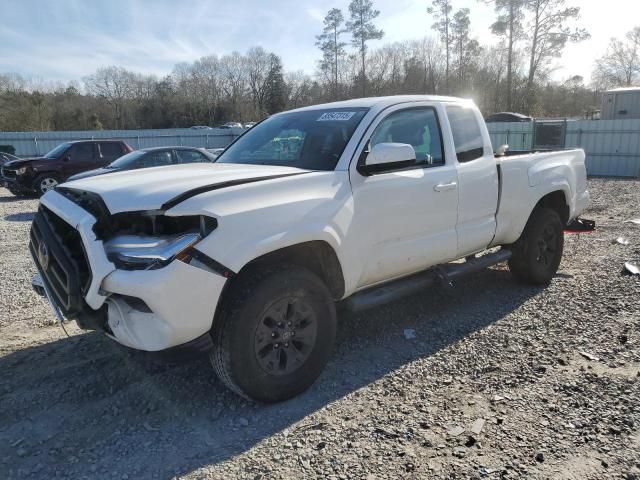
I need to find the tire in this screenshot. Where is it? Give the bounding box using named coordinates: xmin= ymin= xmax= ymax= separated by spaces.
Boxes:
xmin=33 ymin=174 xmax=61 ymax=196
xmin=211 ymin=265 xmax=336 ymax=402
xmin=508 ymin=207 xmax=564 ymax=285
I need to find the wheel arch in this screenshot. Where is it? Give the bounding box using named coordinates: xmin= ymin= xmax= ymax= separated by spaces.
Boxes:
xmin=33 ymin=169 xmax=62 ymax=179
xmin=235 ymin=240 xmax=346 ymax=301
xmin=532 ymin=190 xmax=570 ymax=226
xmin=496 ymin=188 xmax=571 ymax=248
xmin=32 ymin=172 xmax=63 ymax=194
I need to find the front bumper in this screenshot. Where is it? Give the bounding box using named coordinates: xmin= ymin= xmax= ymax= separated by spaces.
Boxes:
xmin=102 ymin=260 xmax=225 ymax=351
xmin=31 ymin=190 xmax=227 ymax=352
xmin=1 ymin=176 xmax=32 ymax=192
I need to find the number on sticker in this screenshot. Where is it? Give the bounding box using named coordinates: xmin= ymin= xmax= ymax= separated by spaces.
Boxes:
xmin=317 ymin=112 xmax=356 ymax=121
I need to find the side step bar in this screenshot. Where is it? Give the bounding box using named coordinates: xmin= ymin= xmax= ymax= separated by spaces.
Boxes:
xmin=343 ymin=249 xmax=512 ymax=312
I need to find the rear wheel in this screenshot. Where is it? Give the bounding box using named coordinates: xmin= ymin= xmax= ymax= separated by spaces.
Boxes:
xmin=33 ymin=174 xmax=61 ymax=196
xmin=508 ymin=207 xmax=564 ymax=285
xmin=211 ymin=265 xmax=336 ymax=402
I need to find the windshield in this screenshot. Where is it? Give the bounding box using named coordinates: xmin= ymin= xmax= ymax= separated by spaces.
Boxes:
xmin=217 ymin=107 xmax=369 ymax=170
xmin=44 ymin=143 xmax=71 ymax=159
xmin=108 ymin=150 xmax=146 ymax=168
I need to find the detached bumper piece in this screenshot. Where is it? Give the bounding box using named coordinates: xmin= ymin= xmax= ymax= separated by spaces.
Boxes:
xmin=29 ymin=206 xmax=106 ymax=330
xmin=31 ymin=273 xmax=65 ymax=323
xmin=564 ymin=218 xmax=596 ymax=234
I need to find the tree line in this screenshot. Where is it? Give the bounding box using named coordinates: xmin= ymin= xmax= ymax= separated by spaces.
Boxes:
xmin=0 ymin=0 xmax=639 ymax=132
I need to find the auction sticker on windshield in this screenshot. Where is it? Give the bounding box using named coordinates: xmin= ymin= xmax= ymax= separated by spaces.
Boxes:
xmin=317 ymin=112 xmax=357 ymax=121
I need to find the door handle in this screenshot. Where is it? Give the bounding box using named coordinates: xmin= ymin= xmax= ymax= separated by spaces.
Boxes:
xmin=434 ymin=181 xmax=457 ymax=192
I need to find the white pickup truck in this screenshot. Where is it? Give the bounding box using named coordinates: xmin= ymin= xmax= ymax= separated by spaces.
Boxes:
xmin=30 ymin=95 xmax=589 ymax=401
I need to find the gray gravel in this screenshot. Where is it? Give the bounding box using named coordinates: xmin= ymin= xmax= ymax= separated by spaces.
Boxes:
xmin=0 ymin=179 xmax=639 ymax=479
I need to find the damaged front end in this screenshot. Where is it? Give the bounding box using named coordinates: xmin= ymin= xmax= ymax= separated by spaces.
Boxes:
xmin=31 ymin=187 xmax=229 ymax=351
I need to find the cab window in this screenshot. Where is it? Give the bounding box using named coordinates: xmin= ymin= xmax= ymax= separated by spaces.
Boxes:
xmin=370 ymin=107 xmax=444 ymax=167
xmin=446 ymin=106 xmax=485 ymax=162
xmin=99 ymin=142 xmax=123 ymax=160
xmin=137 ymin=151 xmax=173 ymax=168
xmin=175 ymin=150 xmax=209 ymax=164
xmin=68 ymin=143 xmax=95 ymax=162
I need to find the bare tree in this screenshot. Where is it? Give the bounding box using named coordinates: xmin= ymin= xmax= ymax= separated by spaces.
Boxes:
xmin=407 ymin=37 xmax=446 ymax=93
xmin=245 ymin=47 xmax=272 ymax=116
xmin=524 ymin=0 xmax=589 ymax=112
xmin=219 ymin=52 xmax=250 ymax=120
xmin=83 ymin=66 xmax=137 ymax=128
xmin=593 ymin=27 xmax=640 ymax=89
xmin=285 ymin=71 xmax=314 ymax=109
xmin=191 ymin=55 xmax=221 ymax=125
xmin=0 ymin=73 xmax=28 ymax=94
xmin=346 ymin=0 xmax=384 ymax=97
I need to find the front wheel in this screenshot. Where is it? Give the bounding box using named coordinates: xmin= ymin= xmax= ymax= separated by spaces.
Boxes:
xmin=508 ymin=207 xmax=564 ymax=285
xmin=33 ymin=174 xmax=61 ymax=196
xmin=210 ymin=265 xmax=336 ymax=402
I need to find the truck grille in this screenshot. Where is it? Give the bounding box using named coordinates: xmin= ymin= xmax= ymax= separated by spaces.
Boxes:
xmin=29 ymin=206 xmax=92 ymax=317
xmin=1 ymin=167 xmax=16 ymax=179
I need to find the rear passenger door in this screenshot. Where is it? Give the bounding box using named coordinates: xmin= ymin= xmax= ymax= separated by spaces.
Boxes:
xmin=98 ymin=142 xmax=125 ymax=166
xmin=445 ymin=105 xmax=499 ymax=256
xmin=64 ymin=143 xmax=97 ymax=177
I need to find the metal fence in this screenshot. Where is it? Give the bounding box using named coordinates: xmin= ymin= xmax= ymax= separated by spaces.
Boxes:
xmin=2 ymin=121 xmax=639 ymax=177
xmin=487 ymin=119 xmax=640 ymax=177
xmin=0 ymin=128 xmax=244 ymax=157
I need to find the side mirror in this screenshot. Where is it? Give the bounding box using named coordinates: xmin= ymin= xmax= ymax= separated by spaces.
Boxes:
xmin=495 ymin=144 xmax=509 ymax=157
xmin=359 ymin=142 xmax=416 ymax=176
xmin=63 ymin=155 xmax=71 ymax=162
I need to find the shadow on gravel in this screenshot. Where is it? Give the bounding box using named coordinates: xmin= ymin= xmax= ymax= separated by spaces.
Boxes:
xmin=4 ymin=212 xmax=35 ymax=222
xmin=0 ymin=195 xmax=27 ymax=203
xmin=0 ymin=267 xmax=543 ymax=479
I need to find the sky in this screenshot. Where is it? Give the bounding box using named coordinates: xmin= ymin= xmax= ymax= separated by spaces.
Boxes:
xmin=1 ymin=0 xmax=639 ymax=86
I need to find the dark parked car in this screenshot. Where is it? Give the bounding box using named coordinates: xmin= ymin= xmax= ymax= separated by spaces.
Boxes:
xmin=484 ymin=112 xmax=533 ymax=123
xmin=1 ymin=140 xmax=132 ymax=196
xmin=0 ymin=152 xmax=20 ymax=165
xmin=67 ymin=146 xmax=217 ymax=181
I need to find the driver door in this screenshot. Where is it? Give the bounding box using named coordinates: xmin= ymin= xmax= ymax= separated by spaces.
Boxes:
xmin=349 ymin=104 xmax=459 ymax=287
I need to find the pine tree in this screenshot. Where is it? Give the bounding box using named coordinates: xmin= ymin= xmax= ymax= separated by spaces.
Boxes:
xmin=346 ymin=0 xmax=384 ymax=97
xmin=264 ymin=54 xmax=286 ymax=115
xmin=427 ymin=0 xmax=453 ymax=91
xmin=316 ymin=8 xmax=348 ymax=100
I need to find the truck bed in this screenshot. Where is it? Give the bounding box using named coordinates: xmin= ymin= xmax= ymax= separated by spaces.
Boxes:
xmin=491 ymin=149 xmax=589 ymax=246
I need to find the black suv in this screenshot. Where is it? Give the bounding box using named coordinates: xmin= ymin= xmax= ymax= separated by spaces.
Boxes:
xmin=1 ymin=140 xmax=132 ymax=196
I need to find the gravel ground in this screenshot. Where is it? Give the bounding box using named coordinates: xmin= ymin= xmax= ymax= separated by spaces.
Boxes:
xmin=0 ymin=179 xmax=639 ymax=480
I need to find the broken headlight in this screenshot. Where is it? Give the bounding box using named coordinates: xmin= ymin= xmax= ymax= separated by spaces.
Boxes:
xmin=97 ymin=211 xmax=217 ymax=270
xmin=105 ymin=233 xmax=201 ymax=270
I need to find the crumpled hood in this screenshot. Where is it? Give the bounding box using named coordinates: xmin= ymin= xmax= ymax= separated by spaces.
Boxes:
xmin=59 ymin=163 xmax=310 ymax=213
